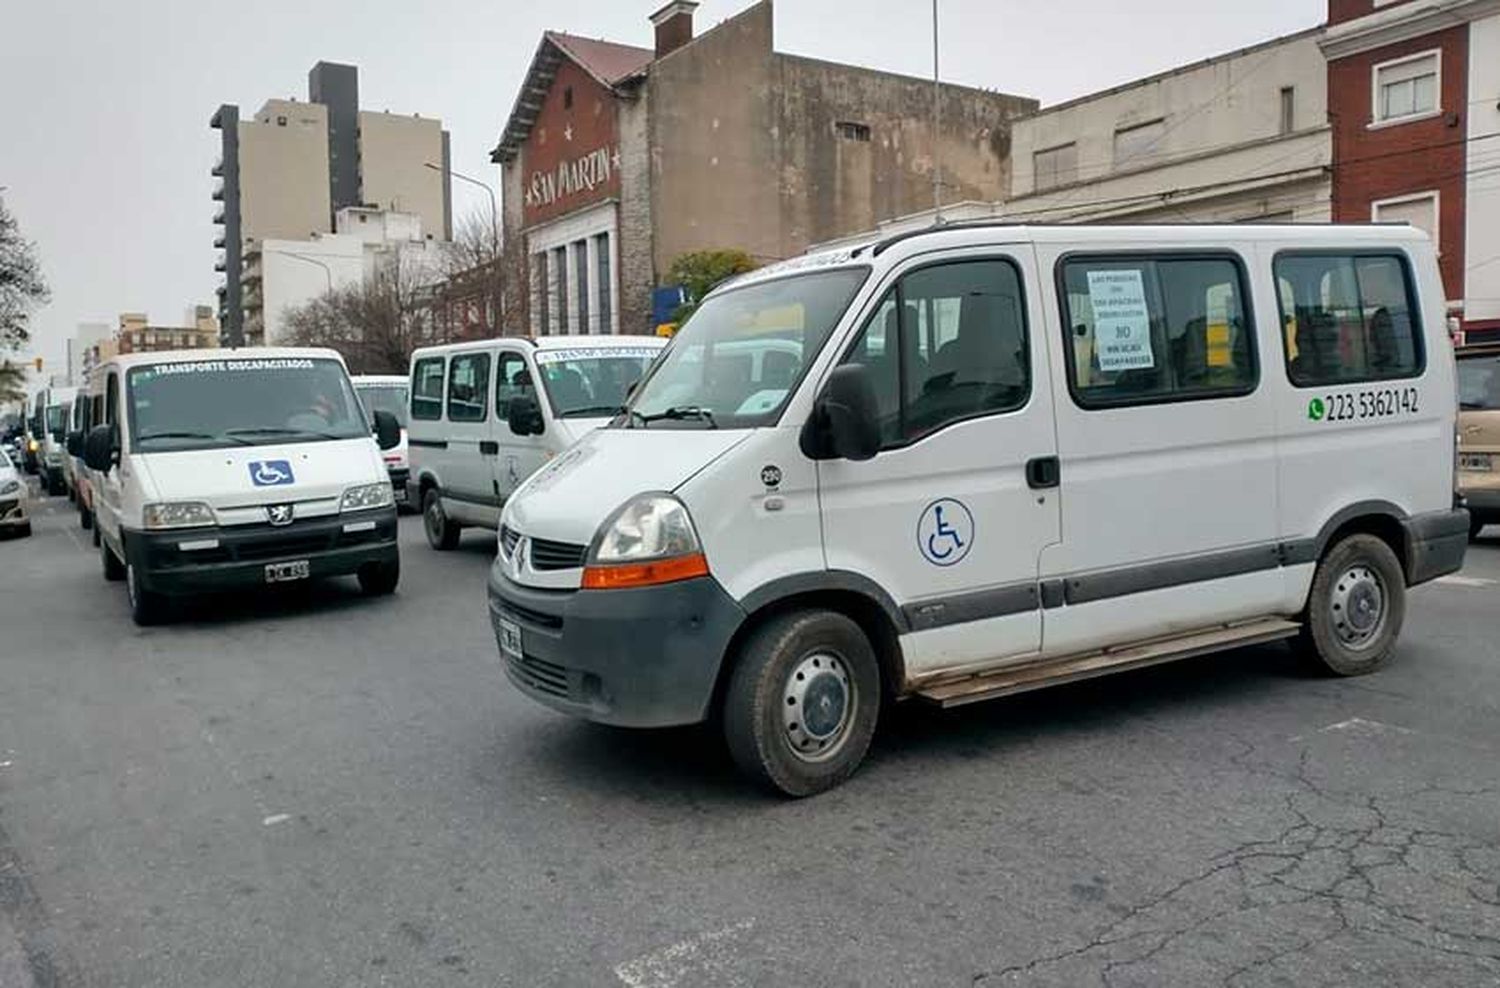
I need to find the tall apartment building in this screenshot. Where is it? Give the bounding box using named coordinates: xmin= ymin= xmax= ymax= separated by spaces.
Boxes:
xmin=116 ymin=308 xmax=220 ymax=355
xmin=212 ymin=62 xmax=453 ymax=346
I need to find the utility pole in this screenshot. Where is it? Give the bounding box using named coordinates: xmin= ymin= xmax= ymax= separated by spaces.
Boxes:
xmin=932 ymin=0 xmax=942 ymax=224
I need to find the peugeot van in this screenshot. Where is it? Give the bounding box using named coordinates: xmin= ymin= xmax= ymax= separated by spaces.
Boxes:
xmin=351 ymin=375 xmax=411 ymax=510
xmin=82 ymin=348 xmax=404 ymax=625
xmin=488 ymin=223 xmax=1468 ymax=796
xmin=407 ymin=335 xmax=666 ymax=550
xmin=1457 ymin=342 xmax=1500 ymax=538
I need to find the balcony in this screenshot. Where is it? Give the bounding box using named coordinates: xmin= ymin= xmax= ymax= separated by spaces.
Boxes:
xmin=211 ymin=159 xmax=223 ymax=177
xmin=211 ymin=182 xmax=224 ymax=202
xmin=212 ymin=209 xmax=225 ymax=226
xmin=213 ymin=235 xmax=226 ymax=249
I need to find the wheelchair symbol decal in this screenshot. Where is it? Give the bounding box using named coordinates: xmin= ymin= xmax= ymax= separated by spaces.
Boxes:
xmin=917 ymin=498 xmax=974 ymax=567
xmin=249 ymin=460 xmax=295 ymax=487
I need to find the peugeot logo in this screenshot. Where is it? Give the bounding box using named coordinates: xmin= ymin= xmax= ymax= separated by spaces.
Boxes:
xmin=266 ymin=503 xmax=294 ymax=527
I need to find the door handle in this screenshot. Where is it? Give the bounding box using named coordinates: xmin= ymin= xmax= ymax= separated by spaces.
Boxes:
xmin=1026 ymin=456 xmax=1060 ymax=490
xmin=479 ymin=441 xmax=499 ymax=455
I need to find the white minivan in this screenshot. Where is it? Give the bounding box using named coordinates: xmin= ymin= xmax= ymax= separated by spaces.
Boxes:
xmin=82 ymin=348 xmax=404 ymax=625
xmin=489 ymin=223 xmax=1469 ymax=796
xmin=407 ymin=335 xmax=666 ymax=549
xmin=350 ymin=375 xmax=411 ymax=509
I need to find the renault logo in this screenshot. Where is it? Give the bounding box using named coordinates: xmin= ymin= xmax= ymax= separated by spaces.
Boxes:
xmin=266 ymin=504 xmax=294 ymax=527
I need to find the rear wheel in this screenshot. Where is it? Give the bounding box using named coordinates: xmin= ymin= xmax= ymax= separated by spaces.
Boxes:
xmin=101 ymin=537 xmax=125 ymax=582
xmin=723 ymin=610 xmax=881 ymax=797
xmin=422 ymin=488 xmax=461 ymax=551
xmin=126 ymin=564 xmax=168 ymax=626
xmin=358 ymin=558 xmax=400 ymax=596
xmin=1296 ymin=533 xmax=1406 ymax=676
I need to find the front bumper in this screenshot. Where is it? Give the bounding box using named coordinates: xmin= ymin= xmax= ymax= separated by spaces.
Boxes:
xmin=1461 ymin=487 xmax=1500 ymax=519
xmin=122 ymin=507 xmax=398 ymax=595
xmin=487 ymin=566 xmax=745 ymax=728
xmin=1402 ymin=507 xmax=1470 ymax=585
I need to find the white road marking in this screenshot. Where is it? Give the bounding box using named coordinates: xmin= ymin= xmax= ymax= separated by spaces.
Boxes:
xmin=1319 ymin=717 xmax=1414 ymax=735
xmin=262 ymin=813 xmax=291 ymax=827
xmin=1434 ymin=575 xmax=1497 ymax=588
xmin=614 ymin=919 xmax=756 ymax=988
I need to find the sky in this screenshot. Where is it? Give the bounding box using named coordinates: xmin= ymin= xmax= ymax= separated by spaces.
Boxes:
xmin=0 ymin=0 xmax=1324 ymax=374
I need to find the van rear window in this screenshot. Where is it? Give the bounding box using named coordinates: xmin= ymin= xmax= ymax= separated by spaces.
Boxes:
xmin=1274 ymin=253 xmax=1423 ymax=387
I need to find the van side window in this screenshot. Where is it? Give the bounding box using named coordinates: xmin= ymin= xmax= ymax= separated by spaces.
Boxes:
xmin=411 ymin=357 xmax=445 ymax=420
xmin=844 ymin=259 xmax=1030 ymax=447
xmin=495 ymin=352 xmax=533 ymax=412
xmin=447 ymin=352 xmax=491 ymax=422
xmin=1273 ymin=253 xmax=1423 ymax=387
xmin=1060 ymin=255 xmax=1256 ymax=407
xmin=104 ymin=373 xmax=118 ymax=426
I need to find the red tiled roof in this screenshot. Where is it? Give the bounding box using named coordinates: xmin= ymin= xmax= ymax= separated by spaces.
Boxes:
xmin=546 ymin=32 xmax=653 ymax=87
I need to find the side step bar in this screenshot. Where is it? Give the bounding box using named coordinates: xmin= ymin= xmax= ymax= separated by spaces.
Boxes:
xmin=914 ymin=617 xmax=1301 ymax=708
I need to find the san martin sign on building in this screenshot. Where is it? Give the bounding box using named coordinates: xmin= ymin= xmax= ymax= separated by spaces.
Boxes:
xmin=524 ymin=144 xmax=622 ymax=212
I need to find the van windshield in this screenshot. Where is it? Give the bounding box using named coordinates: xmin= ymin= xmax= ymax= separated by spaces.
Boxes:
xmin=45 ymin=406 xmax=65 ymax=438
xmin=127 ymin=357 xmax=368 ymax=452
xmin=622 ymin=267 xmax=869 ymax=429
xmin=354 ymin=384 xmax=410 ymax=428
xmin=535 ymin=348 xmax=662 ymax=418
xmin=1458 ymin=355 xmax=1500 ymax=411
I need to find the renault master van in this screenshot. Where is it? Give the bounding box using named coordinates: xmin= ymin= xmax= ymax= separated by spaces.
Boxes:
xmin=407 ymin=335 xmax=666 ymax=550
xmin=83 ymin=348 xmax=404 ymax=625
xmin=488 ymin=223 xmax=1468 ymax=796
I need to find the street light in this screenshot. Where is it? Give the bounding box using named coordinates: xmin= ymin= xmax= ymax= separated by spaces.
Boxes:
xmin=269 ymin=249 xmax=334 ymax=291
xmin=425 ymin=162 xmax=499 ymax=257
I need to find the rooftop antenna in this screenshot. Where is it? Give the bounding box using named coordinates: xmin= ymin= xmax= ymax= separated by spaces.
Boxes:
xmin=932 ymin=0 xmax=942 ymax=225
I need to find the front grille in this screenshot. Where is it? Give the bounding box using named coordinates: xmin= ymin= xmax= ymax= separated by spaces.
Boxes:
xmin=508 ymin=653 xmax=570 ymax=698
xmin=499 ymin=599 xmax=563 ymax=631
xmin=500 ymin=525 xmax=520 ymax=557
xmin=236 ymin=532 xmax=332 ymax=562
xmin=529 ymin=536 xmax=586 ymax=571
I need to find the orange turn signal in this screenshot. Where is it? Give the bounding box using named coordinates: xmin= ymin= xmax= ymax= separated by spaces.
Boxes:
xmin=581 ymin=552 xmax=709 ymax=590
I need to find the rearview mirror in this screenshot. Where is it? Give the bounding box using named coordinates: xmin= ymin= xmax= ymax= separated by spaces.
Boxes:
xmin=799 ymin=364 xmax=881 ymax=462
xmin=372 ymin=410 xmax=401 ymax=451
xmin=67 ymin=430 xmax=84 ymax=456
xmin=83 ymin=424 xmax=118 ymax=473
xmin=507 ymin=394 xmax=545 ymax=436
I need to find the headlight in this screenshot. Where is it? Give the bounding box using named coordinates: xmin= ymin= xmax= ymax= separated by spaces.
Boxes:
xmin=143 ymin=501 xmax=217 ymax=530
xmin=341 ymin=482 xmax=394 ymax=512
xmin=582 ymin=493 xmax=707 ymax=589
xmin=0 ymin=480 xmax=19 ymax=496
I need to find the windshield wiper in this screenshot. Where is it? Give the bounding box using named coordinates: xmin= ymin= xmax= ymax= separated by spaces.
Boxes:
xmin=558 ymin=404 xmax=626 ymax=419
xmin=225 ymin=426 xmax=347 ymax=441
xmin=137 ymin=430 xmax=251 ymax=446
xmin=637 ymin=405 xmax=718 ymax=428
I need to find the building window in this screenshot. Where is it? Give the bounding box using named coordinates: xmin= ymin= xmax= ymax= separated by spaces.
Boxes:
xmin=1373 ymin=51 xmax=1439 ymax=124
xmin=1112 ymin=120 xmax=1165 ymax=169
xmin=1033 ymin=143 xmax=1078 ymax=192
xmin=575 ymin=240 xmax=591 ymax=336
xmin=1372 ymin=191 xmax=1438 ymax=246
xmin=1280 ymin=87 xmax=1295 ymax=134
xmin=276 ymin=115 xmax=287 ymax=127
xmin=563 ymin=86 xmax=574 ymax=110
xmin=835 ymin=121 xmax=871 ymax=142
xmin=1275 ymin=253 xmax=1423 ymax=387
xmin=595 ymin=233 xmax=612 ymax=334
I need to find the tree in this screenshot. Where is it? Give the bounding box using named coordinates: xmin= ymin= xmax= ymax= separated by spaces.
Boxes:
xmin=280 ymin=249 xmax=446 ymax=374
xmin=665 ymin=248 xmax=758 ymax=324
xmin=0 ymin=360 xmax=26 ymax=405
xmin=1 ymin=194 xmax=50 ymax=352
xmin=435 ymin=209 xmax=507 ymax=338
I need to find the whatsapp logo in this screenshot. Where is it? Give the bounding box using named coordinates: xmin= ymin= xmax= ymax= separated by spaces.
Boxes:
xmin=1307 ymin=397 xmax=1326 ymax=421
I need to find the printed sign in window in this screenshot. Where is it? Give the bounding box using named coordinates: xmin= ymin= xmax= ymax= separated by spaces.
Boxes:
xmin=1086 ymin=269 xmax=1154 ymax=372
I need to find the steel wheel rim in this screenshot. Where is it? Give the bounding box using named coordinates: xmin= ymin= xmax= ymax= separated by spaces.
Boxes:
xmin=781 ymin=650 xmax=855 ymax=763
xmin=425 ymin=496 xmax=442 ymax=540
xmin=1330 ymin=563 xmax=1386 ymax=649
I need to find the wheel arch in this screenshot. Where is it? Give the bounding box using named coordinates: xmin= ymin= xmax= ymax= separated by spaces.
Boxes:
xmin=1309 ymin=500 xmax=1410 ymax=580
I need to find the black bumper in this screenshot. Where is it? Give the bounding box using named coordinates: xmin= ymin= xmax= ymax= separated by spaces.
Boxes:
xmin=1463 ymin=489 xmax=1500 ymax=518
xmin=1402 ymin=507 xmax=1470 ymax=586
xmin=388 ymin=467 xmax=410 ymax=504
xmin=487 ymin=566 xmax=745 ymax=728
xmin=123 ymin=508 xmax=398 ymax=595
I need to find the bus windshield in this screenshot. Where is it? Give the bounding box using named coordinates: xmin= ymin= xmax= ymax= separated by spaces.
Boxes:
xmin=127 ymin=357 xmax=368 ymax=452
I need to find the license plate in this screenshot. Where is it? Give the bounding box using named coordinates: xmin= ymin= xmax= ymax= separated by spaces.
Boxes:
xmin=265 ymin=560 xmax=310 ymax=583
xmin=1461 ymin=452 xmax=1493 ymax=472
xmin=499 ymin=618 xmax=523 ymax=662
xmin=393 ymin=487 xmax=407 ymax=504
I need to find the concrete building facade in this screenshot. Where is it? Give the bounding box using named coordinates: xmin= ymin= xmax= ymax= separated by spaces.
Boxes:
xmin=1322 ymin=0 xmax=1500 ymax=339
xmin=492 ymin=0 xmax=1036 ymax=336
xmin=116 ymin=308 xmax=219 ymax=356
xmin=212 ymin=62 xmax=453 ymax=346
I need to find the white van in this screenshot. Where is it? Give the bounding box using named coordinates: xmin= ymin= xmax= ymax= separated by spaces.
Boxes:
xmin=82 ymin=348 xmax=404 ymax=625
xmin=350 ymin=375 xmax=411 ymax=509
xmin=407 ymin=335 xmax=667 ymax=549
xmin=37 ymin=385 xmax=77 ymax=495
xmin=488 ymin=223 xmax=1468 ymax=796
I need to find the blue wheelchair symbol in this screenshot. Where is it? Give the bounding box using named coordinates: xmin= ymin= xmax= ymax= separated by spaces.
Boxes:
xmin=917 ymin=498 xmax=974 ymax=567
xmin=249 ymin=460 xmax=295 ymax=487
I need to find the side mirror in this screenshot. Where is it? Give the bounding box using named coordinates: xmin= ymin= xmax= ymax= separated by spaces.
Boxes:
xmin=507 ymin=394 xmax=545 ymax=436
xmin=67 ymin=430 xmax=84 ymax=456
xmin=83 ymin=424 xmax=118 ymax=473
xmin=372 ymin=410 xmax=401 ymax=451
xmin=799 ymin=364 xmax=881 ymax=462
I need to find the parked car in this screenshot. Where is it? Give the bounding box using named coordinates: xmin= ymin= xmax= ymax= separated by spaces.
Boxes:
xmin=82 ymin=348 xmax=404 ymax=625
xmin=407 ymin=335 xmax=668 ymax=550
xmin=1457 ymin=342 xmax=1500 ymax=538
xmin=350 ymin=375 xmax=411 ymax=511
xmin=488 ymin=222 xmax=1467 ymax=796
xmin=0 ymin=447 xmax=30 ymax=537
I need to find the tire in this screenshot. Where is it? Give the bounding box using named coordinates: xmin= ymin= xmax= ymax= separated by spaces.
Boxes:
xmin=101 ymin=537 xmax=125 ymax=582
xmin=1295 ymin=533 xmax=1406 ymax=676
xmin=80 ymin=502 xmax=93 ymax=530
xmin=357 ymin=558 xmax=400 ymax=596
xmin=126 ymin=564 xmax=168 ymax=626
xmin=17 ymin=522 xmax=31 ymax=538
xmin=723 ymin=610 xmax=881 ymax=797
xmin=91 ymin=517 xmax=100 ymax=547
xmin=422 ymin=488 xmax=461 ymax=551
xmin=1470 ymin=515 xmax=1486 ymax=541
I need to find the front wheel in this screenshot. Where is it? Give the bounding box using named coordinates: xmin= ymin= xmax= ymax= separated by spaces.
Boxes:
xmin=358 ymin=558 xmax=400 ymax=596
xmin=80 ymin=501 xmax=93 ymax=530
xmin=126 ymin=564 xmax=168 ymax=626
xmin=1296 ymin=533 xmax=1406 ymax=676
xmin=422 ymin=489 xmax=461 ymax=551
xmin=101 ymin=537 xmax=125 ymax=582
xmin=723 ymin=610 xmax=881 ymax=797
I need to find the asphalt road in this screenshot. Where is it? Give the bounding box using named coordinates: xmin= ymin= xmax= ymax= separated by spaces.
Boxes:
xmin=2 ymin=488 xmax=1499 ymax=987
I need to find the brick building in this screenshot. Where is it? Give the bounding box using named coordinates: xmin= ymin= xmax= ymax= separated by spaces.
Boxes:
xmin=1322 ymin=0 xmax=1500 ymax=339
xmin=491 ymin=0 xmax=1037 ymax=336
